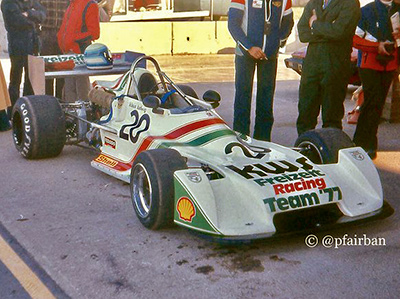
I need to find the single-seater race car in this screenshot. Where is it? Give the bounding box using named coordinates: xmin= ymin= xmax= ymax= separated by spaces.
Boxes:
xmin=284 ymin=46 xmax=361 ymax=86
xmin=11 ymin=56 xmax=393 ymax=240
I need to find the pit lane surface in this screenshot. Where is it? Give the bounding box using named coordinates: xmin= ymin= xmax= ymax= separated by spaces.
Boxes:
xmin=0 ymin=55 xmax=399 ymax=298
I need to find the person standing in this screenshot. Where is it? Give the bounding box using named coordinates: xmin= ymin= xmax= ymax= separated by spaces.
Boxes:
xmin=39 ymin=0 xmax=69 ymax=98
xmin=0 ymin=61 xmax=12 ymax=131
xmin=296 ymin=0 xmax=360 ymax=136
xmin=390 ymin=0 xmax=400 ymax=124
xmin=1 ymin=0 xmax=46 ymax=110
xmin=57 ymin=0 xmax=100 ymax=102
xmin=228 ymin=0 xmax=294 ymax=141
xmin=352 ymin=0 xmax=400 ymax=159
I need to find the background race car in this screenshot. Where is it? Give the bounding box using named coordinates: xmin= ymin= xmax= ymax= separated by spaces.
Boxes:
xmin=284 ymin=46 xmax=364 ymax=124
xmin=284 ymin=46 xmax=361 ymax=86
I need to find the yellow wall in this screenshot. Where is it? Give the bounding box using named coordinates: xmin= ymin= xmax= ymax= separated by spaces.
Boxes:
xmin=98 ymin=22 xmax=172 ymax=55
xmin=173 ymin=22 xmax=217 ymax=54
xmin=98 ymin=21 xmax=235 ymax=55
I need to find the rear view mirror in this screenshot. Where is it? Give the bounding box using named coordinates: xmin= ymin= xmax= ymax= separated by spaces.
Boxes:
xmin=143 ymin=95 xmax=161 ymax=109
xmin=202 ymin=90 xmax=221 ymax=109
xmin=143 ymin=95 xmax=163 ymax=114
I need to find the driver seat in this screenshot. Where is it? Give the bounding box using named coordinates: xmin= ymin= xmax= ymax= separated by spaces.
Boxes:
xmin=128 ymin=68 xmax=157 ymax=100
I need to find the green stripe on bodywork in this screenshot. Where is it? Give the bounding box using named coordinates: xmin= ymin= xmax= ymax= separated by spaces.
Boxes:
xmin=106 ymin=73 xmax=129 ymax=93
xmin=115 ymin=74 xmax=129 ymax=92
xmin=174 ymin=177 xmax=219 ymax=234
xmin=159 ymin=129 xmax=235 ymax=149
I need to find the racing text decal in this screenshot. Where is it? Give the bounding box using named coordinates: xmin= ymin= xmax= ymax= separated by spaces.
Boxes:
xmin=263 ymin=187 xmax=342 ymax=212
xmin=18 ymin=103 xmax=32 ymax=157
xmin=272 ymin=178 xmax=326 ymax=195
xmin=95 ymin=154 xmax=118 ymax=168
xmin=93 ymin=154 xmax=132 ymax=172
xmin=226 ymin=157 xmax=314 ymax=179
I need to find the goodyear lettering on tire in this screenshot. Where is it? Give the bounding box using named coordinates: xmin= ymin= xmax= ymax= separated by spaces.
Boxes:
xmin=19 ymin=103 xmax=32 ymax=157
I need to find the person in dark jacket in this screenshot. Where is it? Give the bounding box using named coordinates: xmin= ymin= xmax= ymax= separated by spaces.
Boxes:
xmin=39 ymin=0 xmax=69 ymax=98
xmin=1 ymin=0 xmax=46 ymax=110
xmin=296 ymin=0 xmax=360 ymax=136
xmin=352 ymin=0 xmax=400 ymax=159
xmin=0 ymin=61 xmax=12 ymax=131
xmin=228 ymin=0 xmax=294 ymax=141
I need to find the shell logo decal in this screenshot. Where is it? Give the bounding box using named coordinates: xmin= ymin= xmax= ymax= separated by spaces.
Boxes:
xmin=177 ymin=197 xmax=196 ymax=222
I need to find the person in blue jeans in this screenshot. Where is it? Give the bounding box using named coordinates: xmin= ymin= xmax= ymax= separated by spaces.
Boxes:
xmin=228 ymin=0 xmax=293 ymax=141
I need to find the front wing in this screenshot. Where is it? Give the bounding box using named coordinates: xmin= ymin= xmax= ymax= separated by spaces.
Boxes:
xmin=172 ymin=148 xmax=394 ymax=240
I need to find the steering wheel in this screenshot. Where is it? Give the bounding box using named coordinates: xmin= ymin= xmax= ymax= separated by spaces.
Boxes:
xmin=147 ymin=81 xmax=170 ymax=95
xmin=145 ymin=82 xmax=178 ymax=107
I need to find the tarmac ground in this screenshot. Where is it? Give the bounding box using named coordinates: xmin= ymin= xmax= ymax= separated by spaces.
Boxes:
xmin=0 ymin=53 xmax=399 ymax=298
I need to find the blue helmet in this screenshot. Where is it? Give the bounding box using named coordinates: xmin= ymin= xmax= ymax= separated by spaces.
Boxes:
xmin=84 ymin=43 xmax=113 ymax=70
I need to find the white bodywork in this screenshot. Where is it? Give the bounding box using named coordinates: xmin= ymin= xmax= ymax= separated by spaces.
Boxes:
xmin=89 ymin=57 xmax=385 ymax=238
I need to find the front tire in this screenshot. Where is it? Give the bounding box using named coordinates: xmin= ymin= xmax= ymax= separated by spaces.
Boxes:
xmin=295 ymin=128 xmax=354 ymax=164
xmin=12 ymin=95 xmax=66 ymax=159
xmin=130 ymin=149 xmax=187 ymax=230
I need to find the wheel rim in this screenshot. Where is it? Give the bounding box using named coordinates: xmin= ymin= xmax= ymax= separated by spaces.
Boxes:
xmin=298 ymin=141 xmax=323 ymax=164
xmin=132 ymin=163 xmax=152 ymax=218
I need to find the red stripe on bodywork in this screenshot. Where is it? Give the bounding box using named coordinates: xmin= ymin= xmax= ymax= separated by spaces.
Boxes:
xmin=95 ymin=117 xmax=227 ymax=173
xmin=113 ymin=161 xmax=132 ymax=171
xmin=111 ymin=74 xmax=125 ymax=89
xmin=160 ymin=118 xmax=225 ymax=140
xmin=96 ymin=117 xmax=227 ymax=173
xmin=132 ymin=118 xmax=226 ymax=161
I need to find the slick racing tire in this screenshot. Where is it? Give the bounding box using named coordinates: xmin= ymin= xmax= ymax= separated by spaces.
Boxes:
xmin=295 ymin=128 xmax=354 ymax=164
xmin=130 ymin=149 xmax=187 ymax=230
xmin=12 ymin=95 xmax=66 ymax=159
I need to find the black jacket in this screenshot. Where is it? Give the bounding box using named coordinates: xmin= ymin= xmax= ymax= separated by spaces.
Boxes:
xmin=298 ymin=0 xmax=360 ymax=74
xmin=1 ymin=0 xmax=46 ymax=55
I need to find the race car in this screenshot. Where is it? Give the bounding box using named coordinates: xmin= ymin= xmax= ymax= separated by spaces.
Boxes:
xmin=284 ymin=46 xmax=361 ymax=86
xmin=11 ymin=56 xmax=393 ymax=240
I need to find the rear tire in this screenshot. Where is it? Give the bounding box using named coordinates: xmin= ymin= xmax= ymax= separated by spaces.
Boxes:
xmin=12 ymin=95 xmax=66 ymax=159
xmin=130 ymin=149 xmax=187 ymax=229
xmin=295 ymin=128 xmax=354 ymax=164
